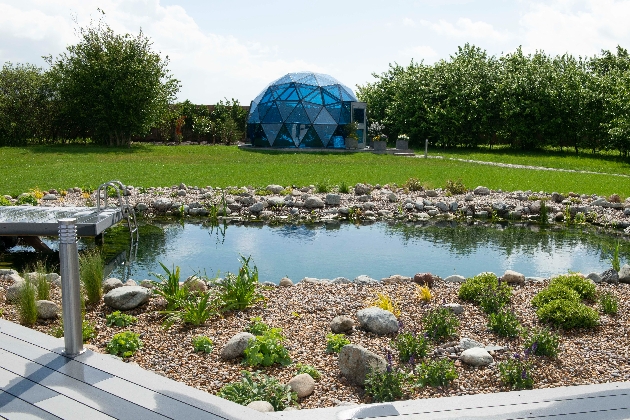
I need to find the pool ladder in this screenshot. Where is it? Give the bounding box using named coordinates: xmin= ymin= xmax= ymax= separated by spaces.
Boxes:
xmin=96 ymin=181 xmax=139 ymax=242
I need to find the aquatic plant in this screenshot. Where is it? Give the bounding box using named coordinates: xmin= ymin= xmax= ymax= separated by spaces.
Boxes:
xmin=213 ymin=256 xmax=264 ymax=311
xmin=17 ymin=280 xmax=37 ymax=326
xmin=152 ymin=263 xmax=189 ymax=311
xmin=599 ymin=292 xmax=618 ymax=315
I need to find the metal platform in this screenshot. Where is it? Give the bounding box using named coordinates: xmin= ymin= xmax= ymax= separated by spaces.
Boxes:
xmin=0 ymin=206 xmax=124 ymax=237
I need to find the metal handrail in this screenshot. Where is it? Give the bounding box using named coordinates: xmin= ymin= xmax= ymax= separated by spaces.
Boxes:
xmin=95 ymin=181 xmax=139 ymax=241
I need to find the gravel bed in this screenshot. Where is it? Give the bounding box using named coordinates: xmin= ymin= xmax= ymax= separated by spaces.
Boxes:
xmin=1 ymin=277 xmax=628 ymax=409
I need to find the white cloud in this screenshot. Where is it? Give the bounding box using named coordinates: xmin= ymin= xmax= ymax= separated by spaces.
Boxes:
xmin=420 ymin=17 xmax=508 ymax=42
xmin=399 ymin=45 xmax=439 ymax=62
xmin=403 ymin=17 xmax=416 ymax=27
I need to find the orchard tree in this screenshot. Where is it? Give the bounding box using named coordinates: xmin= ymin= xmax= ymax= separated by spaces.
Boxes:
xmin=47 ymin=12 xmax=180 ymax=146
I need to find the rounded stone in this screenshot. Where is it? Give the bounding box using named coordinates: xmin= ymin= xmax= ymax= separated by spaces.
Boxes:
xmin=279 ymin=277 xmax=294 ymax=287
xmin=220 ymin=332 xmax=255 ymax=360
xmin=287 ymin=373 xmax=316 ymax=398
xmin=103 ymin=286 xmax=151 ymax=310
xmin=338 ymin=344 xmax=387 ymax=386
xmin=102 ymin=278 xmax=123 ymax=294
xmin=36 ymin=300 xmax=58 ymax=319
xmin=356 ymin=307 xmax=399 ymax=335
xmin=460 ymin=347 xmax=493 ymax=366
xmin=502 ymin=270 xmax=525 ymax=285
xmin=246 ymin=401 xmax=274 ymax=412
xmin=330 ymin=315 xmax=354 ymax=333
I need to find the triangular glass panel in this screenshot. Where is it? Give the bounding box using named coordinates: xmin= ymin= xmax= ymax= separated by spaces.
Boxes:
xmin=303 ymin=102 xmax=323 ymax=122
xmin=297 ymin=74 xmax=318 ymax=86
xmin=247 ymin=107 xmax=260 ymax=124
xmin=314 ymin=73 xmax=337 ymax=86
xmin=284 ymin=122 xmax=310 ymax=146
xmin=286 ymin=104 xmax=310 ymax=124
xmin=303 ymin=88 xmax=323 ymax=105
xmin=290 ymin=72 xmax=310 ymax=82
xmin=273 ymin=74 xmax=293 ymax=85
xmin=295 ymin=83 xmax=318 ymax=100
xmin=340 ymin=84 xmax=357 ymax=101
xmin=260 ymin=88 xmax=275 ymax=104
xmin=272 ymin=83 xmax=291 ymax=100
xmin=299 ymin=126 xmax=324 ymax=148
xmin=274 ymin=124 xmax=296 ymax=148
xmin=322 ymin=90 xmax=339 ymax=105
xmin=251 ymin=124 xmax=269 ymax=147
xmin=313 ymin=124 xmax=337 ymax=147
xmin=262 ymin=123 xmax=283 ymax=146
xmin=325 ymin=103 xmax=341 ymax=122
xmin=313 ymin=107 xmax=336 ymax=125
xmin=323 ymin=85 xmax=342 ymax=101
xmin=257 ymin=102 xmax=272 ymax=121
xmin=262 ymin=103 xmax=283 ymax=123
xmin=277 ymin=101 xmax=299 ymax=120
xmin=279 ymin=86 xmax=299 ymax=101
xmin=339 ymin=102 xmax=351 ymax=124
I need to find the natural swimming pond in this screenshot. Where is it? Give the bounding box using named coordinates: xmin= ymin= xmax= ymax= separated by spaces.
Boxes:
xmin=2 ymin=221 xmax=628 ymax=283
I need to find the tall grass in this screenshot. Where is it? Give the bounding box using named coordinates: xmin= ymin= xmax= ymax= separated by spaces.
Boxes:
xmin=18 ymin=280 xmax=38 ymax=326
xmin=213 ymin=255 xmax=264 ymax=311
xmin=32 ymin=261 xmax=50 ymax=301
xmin=152 ymin=263 xmax=189 ymax=310
xmin=79 ymin=249 xmax=104 ymax=306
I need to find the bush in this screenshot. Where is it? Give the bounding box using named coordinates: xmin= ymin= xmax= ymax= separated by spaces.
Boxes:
xmin=487 ymin=310 xmax=521 ymax=338
xmin=161 ymin=291 xmax=217 ymax=328
xmin=404 ymin=177 xmax=424 ymax=192
xmin=152 ymin=263 xmax=189 ymax=311
xmin=244 ymin=328 xmax=291 ymax=367
xmin=106 ymin=331 xmax=143 ymax=357
xmin=536 ymin=299 xmax=599 ymax=329
xmin=415 ymin=358 xmax=458 ymax=388
xmin=367 ymin=293 xmax=401 ymax=317
xmin=79 ymin=249 xmax=104 ymax=306
xmin=106 ymin=311 xmax=137 ymax=327
xmin=295 ymin=363 xmax=321 ymax=380
xmin=213 ymin=256 xmax=264 ymax=311
xmin=326 ymin=333 xmax=350 ymax=353
xmin=315 ymin=181 xmax=331 ymax=193
xmin=459 ymin=273 xmax=511 ymax=307
xmin=498 ymin=355 xmax=534 ymax=390
xmin=192 ymin=335 xmax=214 ymax=353
xmin=18 ymin=281 xmax=38 ymax=326
xmin=599 ymin=292 xmax=618 ymax=315
xmin=218 ymin=371 xmax=297 ymax=411
xmin=364 ymin=357 xmax=409 ymax=403
xmin=247 ymin=316 xmax=270 ymax=336
xmin=338 ymin=181 xmax=350 ymax=194
xmin=523 ymin=327 xmax=560 ymax=358
xmin=478 ymin=285 xmax=512 ymax=314
xmin=445 ymin=179 xmax=467 ymax=195
xmin=17 ymin=194 xmax=38 ymax=206
xmin=531 ymin=285 xmax=581 ymax=308
xmin=549 ymin=274 xmax=597 ymax=301
xmin=422 ymin=307 xmax=459 ymax=342
xmin=0 ymin=196 xmax=11 ymax=206
xmin=392 ymin=332 xmax=429 ymax=363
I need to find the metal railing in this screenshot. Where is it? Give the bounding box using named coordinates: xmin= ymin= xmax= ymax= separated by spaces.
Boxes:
xmin=96 ymin=181 xmax=139 ymax=241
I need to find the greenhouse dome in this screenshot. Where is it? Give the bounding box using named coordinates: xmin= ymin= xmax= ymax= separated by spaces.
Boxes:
xmin=246 ymin=72 xmax=367 ymax=148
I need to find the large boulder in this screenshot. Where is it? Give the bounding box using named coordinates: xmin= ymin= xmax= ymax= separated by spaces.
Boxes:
xmin=357 ymin=307 xmax=399 ymax=335
xmin=618 ymin=264 xmax=630 ymax=283
xmin=460 ymin=347 xmax=493 ymax=366
xmin=102 ymin=278 xmax=123 ymax=293
xmin=36 ymin=300 xmax=58 ymax=319
xmin=220 ymin=332 xmax=255 ymax=360
xmin=103 ymin=286 xmax=151 ymax=310
xmin=601 ymin=268 xmax=619 ymax=284
xmin=6 ymin=280 xmax=25 ymax=302
xmin=502 ymin=270 xmax=525 ymax=285
xmin=339 ymin=344 xmax=387 ymax=386
xmin=304 ymin=196 xmax=325 ymax=209
xmin=287 ymin=373 xmax=316 ymax=398
xmin=330 ymin=315 xmax=354 ymax=334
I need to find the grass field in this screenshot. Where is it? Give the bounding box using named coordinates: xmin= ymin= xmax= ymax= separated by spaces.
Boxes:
xmin=0 ymin=144 xmax=628 ymax=197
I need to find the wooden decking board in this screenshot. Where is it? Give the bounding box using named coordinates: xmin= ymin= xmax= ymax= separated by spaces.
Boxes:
xmin=0 ymin=390 xmax=61 ymax=420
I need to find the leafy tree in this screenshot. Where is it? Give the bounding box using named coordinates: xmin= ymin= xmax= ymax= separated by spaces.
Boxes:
xmin=46 ymin=12 xmax=180 ymax=146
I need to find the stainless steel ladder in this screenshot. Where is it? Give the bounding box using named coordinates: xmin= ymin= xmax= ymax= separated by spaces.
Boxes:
xmin=96 ymin=181 xmax=139 ymax=242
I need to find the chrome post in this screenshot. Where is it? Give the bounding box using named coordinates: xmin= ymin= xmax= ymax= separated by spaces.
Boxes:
xmin=58 ymin=218 xmax=84 ymax=356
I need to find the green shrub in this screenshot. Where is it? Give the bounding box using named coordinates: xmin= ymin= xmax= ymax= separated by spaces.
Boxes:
xmin=536 ymin=299 xmax=599 ymax=329
xmin=364 ymin=356 xmax=409 ymax=403
xmin=214 ymin=256 xmax=264 ymax=311
xmin=82 ymin=320 xmax=97 ymax=342
xmin=422 ymin=307 xmax=459 ymax=342
xmin=315 ymin=181 xmax=330 ymax=193
xmin=106 ymin=331 xmax=143 ymax=357
xmin=487 ymin=310 xmax=521 ymax=338
xmin=18 ymin=281 xmax=38 ymax=326
xmin=152 ymin=263 xmax=189 ymax=311
xmin=247 ymin=316 xmax=270 ymax=336
xmin=478 ymin=284 xmax=512 ymax=314
xmin=531 ymin=285 xmax=580 ymax=308
xmin=192 ymin=335 xmax=214 ymax=353
xmin=523 ymin=327 xmax=560 ymax=358
xmin=549 ymin=274 xmax=597 ymax=301
xmin=415 ymin=358 xmax=458 ymax=388
xmin=392 ymin=332 xmax=429 ymax=363
xmin=79 ymin=249 xmax=104 ymax=306
xmin=218 ymin=371 xmax=297 ymax=411
xmin=404 ymin=177 xmax=423 ymax=192
xmin=326 ymin=333 xmax=350 ymax=353
xmin=445 ymin=179 xmax=467 ymax=195
xmin=0 ymin=196 xmax=11 ymax=206
xmin=338 ymin=181 xmax=350 ymax=194
xmin=498 ymin=355 xmax=534 ymax=390
xmin=161 ymin=291 xmax=217 ymax=328
xmin=295 ymin=363 xmax=321 ymax=380
xmin=106 ymin=311 xmax=137 ymax=327
xmin=459 ymin=273 xmax=512 ymax=310
xmin=599 ymin=292 xmax=618 ymax=315
xmin=17 ymin=194 xmax=38 ymax=206
xmin=244 ymin=328 xmax=291 ymax=367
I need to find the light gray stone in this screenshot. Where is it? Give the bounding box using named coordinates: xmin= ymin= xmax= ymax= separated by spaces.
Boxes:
xmin=474 ymin=186 xmax=490 ymax=195
xmin=135 ymin=203 xmax=149 ymax=211
xmin=354 ymin=183 xmax=371 ymax=195
xmin=444 ymin=275 xmax=466 ymax=283
xmin=601 ymin=268 xmax=619 ymax=284
xmin=502 ymin=270 xmax=525 ymax=285
xmin=139 ymin=279 xmax=154 ymax=288
xmin=266 ymin=184 xmax=284 ymax=194
xmin=619 ymin=264 xmax=630 ymax=283
xmin=357 ymin=307 xmax=399 ymax=335
xmin=586 ymin=272 xmax=602 ymax=283
xmin=42 ymin=194 xmax=57 ymax=200
xmin=266 ymin=197 xmax=285 ymax=207
xmin=460 ymin=347 xmax=493 ymax=366
xmin=443 ymin=303 xmax=464 ymax=315
xmin=184 ymin=275 xmax=207 ymax=292
xmin=103 ymin=286 xmax=151 ymax=310
xmin=460 ymin=337 xmax=485 ymax=350
xmin=425 ymin=190 xmax=438 ymax=197
xmin=353 ymin=275 xmax=378 ymax=285
xmin=330 ymin=315 xmax=354 ymax=333
xmin=338 ymin=344 xmax=387 ymax=386
xmin=36 ymin=300 xmax=58 ymax=319
xmin=304 ymin=196 xmax=325 ymax=209
xmin=279 ymin=277 xmax=293 ymax=287
xmin=124 ymin=279 xmax=138 ymax=287
xmin=287 ymin=373 xmax=316 ymax=398
xmin=6 ymin=280 xmax=25 ymax=302
xmin=436 ymin=202 xmax=449 ymax=212
xmin=247 ymin=401 xmax=274 ymax=412
xmin=152 ymin=198 xmax=172 ymax=211
xmin=387 ymin=193 xmax=397 ymax=202
xmin=249 ymin=202 xmax=265 ymax=213
xmin=102 ymin=278 xmax=123 ymax=293
xmin=326 ymin=194 xmax=341 ymax=205
xmin=220 ymin=332 xmax=255 ymax=360
xmin=331 ymin=277 xmax=351 ymax=284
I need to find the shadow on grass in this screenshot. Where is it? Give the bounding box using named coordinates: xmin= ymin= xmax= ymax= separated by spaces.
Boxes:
xmin=16 ymin=143 xmax=153 ymax=155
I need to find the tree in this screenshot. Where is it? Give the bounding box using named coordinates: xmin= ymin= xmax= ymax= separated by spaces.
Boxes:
xmin=47 ymin=12 xmax=180 ymax=146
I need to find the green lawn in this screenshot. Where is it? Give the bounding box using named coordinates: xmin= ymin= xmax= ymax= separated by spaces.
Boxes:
xmin=0 ymin=144 xmax=628 ymax=198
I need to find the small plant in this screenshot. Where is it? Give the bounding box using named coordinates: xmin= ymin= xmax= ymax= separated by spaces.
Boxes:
xmin=161 ymin=291 xmax=217 ymax=328
xmin=82 ymin=320 xmax=97 ymax=342
xmin=523 ymin=327 xmax=560 ymax=358
xmin=254 ymin=188 xmax=272 ymax=196
xmin=247 ymin=316 xmax=270 ymax=336
xmin=422 ymin=307 xmax=459 ymax=342
xmin=487 ymin=310 xmax=521 ymax=338
xmin=106 ymin=311 xmax=138 ymax=327
xmin=610 ymin=240 xmax=621 ymax=272
xmin=315 ymin=181 xmax=331 ymax=193
xmin=459 ymin=272 xmax=511 ymax=306
xmin=539 ymin=200 xmax=549 ymax=225
xmin=152 ymin=263 xmax=189 ymax=311
xmin=549 ymin=274 xmax=597 ymax=301
xmin=17 ymin=194 xmax=38 ymax=206
xmin=326 ymin=333 xmax=350 ymax=353
xmin=106 ymin=331 xmax=143 ymax=357
xmin=35 ymin=271 xmax=50 ymax=301
xmin=244 ymin=328 xmax=292 ymax=367
xmin=338 ymin=181 xmax=350 ymax=194
xmin=79 ymin=249 xmax=104 ymax=306
xmin=498 ymin=354 xmax=534 ymax=390
xmin=367 ymin=292 xmax=401 ymax=317
xmin=0 ymin=196 xmax=11 ymax=206
xmin=213 ymin=255 xmax=264 ymax=311
xmin=478 ymin=284 xmax=512 ymax=314
xmin=536 ymin=299 xmax=599 ymax=329
xmin=218 ymin=371 xmax=297 ymax=411
xmin=599 ymin=292 xmax=618 ymax=315
xmin=192 ymin=335 xmax=214 ymax=353
xmin=392 ymin=332 xmax=429 ymax=362
xmin=445 ymin=179 xmax=467 ymax=195
xmin=403 ymin=177 xmax=424 ymax=192
xmin=295 ymin=363 xmax=321 ymax=380
xmin=17 ymin=281 xmax=38 ymax=326
xmin=364 ymin=353 xmax=409 ymax=403
xmin=573 ymin=212 xmax=586 ymax=224
xmin=416 ymin=285 xmax=432 ymax=303
xmin=415 ymin=358 xmax=458 ymax=388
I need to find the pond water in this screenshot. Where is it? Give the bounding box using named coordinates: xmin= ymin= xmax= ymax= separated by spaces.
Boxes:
xmin=2 ymin=221 xmax=628 ymax=284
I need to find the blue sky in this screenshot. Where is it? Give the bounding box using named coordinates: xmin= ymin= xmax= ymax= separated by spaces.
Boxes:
xmin=1 ymin=0 xmax=629 ymax=104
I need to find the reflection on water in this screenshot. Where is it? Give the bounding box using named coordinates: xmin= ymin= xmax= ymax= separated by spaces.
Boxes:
xmin=2 ymin=221 xmax=628 ymax=284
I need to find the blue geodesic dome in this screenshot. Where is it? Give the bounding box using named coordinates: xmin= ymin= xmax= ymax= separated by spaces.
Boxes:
xmin=247 ymin=72 xmax=358 ymax=148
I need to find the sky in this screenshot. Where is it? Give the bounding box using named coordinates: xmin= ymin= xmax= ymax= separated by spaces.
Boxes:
xmin=2 ymin=0 xmax=630 ymax=104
